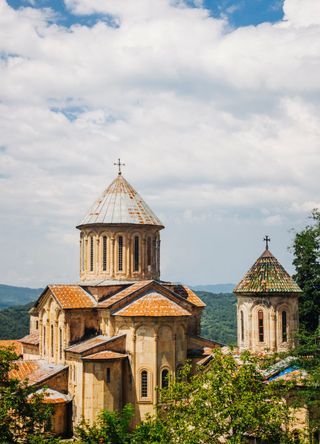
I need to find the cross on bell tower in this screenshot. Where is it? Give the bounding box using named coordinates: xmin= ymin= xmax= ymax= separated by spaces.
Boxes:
xmin=114 ymin=158 xmax=125 ymax=175
xmin=264 ymin=235 xmax=271 ymax=250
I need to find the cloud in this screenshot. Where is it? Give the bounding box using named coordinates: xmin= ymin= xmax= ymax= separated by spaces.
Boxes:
xmin=0 ymin=0 xmax=320 ymax=285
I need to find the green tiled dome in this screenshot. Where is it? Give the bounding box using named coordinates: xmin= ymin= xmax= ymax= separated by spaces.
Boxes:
xmin=234 ymin=249 xmax=302 ymax=294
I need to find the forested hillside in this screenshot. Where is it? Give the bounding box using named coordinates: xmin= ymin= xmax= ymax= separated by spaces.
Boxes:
xmin=0 ymin=288 xmax=237 ymax=344
xmin=199 ymin=292 xmax=237 ymax=345
xmin=0 ymin=284 xmax=42 ymax=309
xmin=0 ymin=302 xmax=33 ymax=339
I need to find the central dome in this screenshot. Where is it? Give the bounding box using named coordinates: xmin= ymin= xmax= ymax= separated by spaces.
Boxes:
xmin=77 ymin=174 xmax=164 ymax=228
xmin=77 ymin=172 xmax=164 ymax=283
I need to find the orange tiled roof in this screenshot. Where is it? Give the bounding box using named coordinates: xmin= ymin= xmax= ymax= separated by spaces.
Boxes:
xmin=9 ymin=360 xmax=66 ymax=385
xmin=177 ymin=285 xmax=206 ymax=307
xmin=49 ymin=285 xmax=95 ymax=309
xmin=98 ymin=280 xmax=152 ymax=308
xmin=20 ymin=331 xmax=39 ymax=345
xmin=82 ymin=350 xmax=127 ymax=360
xmin=114 ymin=291 xmax=191 ymax=317
xmin=0 ymin=340 xmax=23 ymax=355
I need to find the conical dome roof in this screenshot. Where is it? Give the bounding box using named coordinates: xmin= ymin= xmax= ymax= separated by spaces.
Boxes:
xmin=234 ymin=249 xmax=302 ymax=294
xmin=77 ymin=174 xmax=164 ymax=228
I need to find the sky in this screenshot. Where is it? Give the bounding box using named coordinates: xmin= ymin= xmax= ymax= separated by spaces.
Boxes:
xmin=0 ymin=0 xmax=320 ymax=288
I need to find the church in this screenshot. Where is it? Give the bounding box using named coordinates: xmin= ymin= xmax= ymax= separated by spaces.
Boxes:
xmin=16 ymin=164 xmax=302 ymax=436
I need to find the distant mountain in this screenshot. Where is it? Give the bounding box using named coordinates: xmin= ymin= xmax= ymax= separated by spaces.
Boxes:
xmin=191 ymin=283 xmax=235 ymax=294
xmin=0 ymin=284 xmax=43 ymax=309
xmin=0 ymin=301 xmax=34 ymax=340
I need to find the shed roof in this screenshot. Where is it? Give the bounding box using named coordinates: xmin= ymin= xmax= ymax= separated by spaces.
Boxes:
xmin=234 ymin=249 xmax=302 ymax=294
xmin=77 ymin=174 xmax=164 ymax=228
xmin=49 ymin=285 xmax=95 ymax=309
xmin=9 ymin=360 xmax=67 ymax=385
xmin=19 ymin=331 xmax=39 ymax=346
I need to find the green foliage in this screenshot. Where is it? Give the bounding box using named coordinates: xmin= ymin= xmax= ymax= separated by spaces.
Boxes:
xmin=0 ymin=345 xmax=58 ymax=444
xmin=292 ymin=209 xmax=320 ymax=332
xmin=292 ymin=328 xmax=320 ymax=435
xmin=0 ymin=302 xmax=34 ymax=340
xmin=199 ymin=291 xmax=237 ymax=344
xmin=152 ymin=350 xmax=294 ymax=444
xmin=131 ymin=416 xmax=168 ymax=443
xmin=76 ymin=403 xmax=134 ymax=444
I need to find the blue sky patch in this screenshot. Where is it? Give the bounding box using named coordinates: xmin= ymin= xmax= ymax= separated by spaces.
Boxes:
xmin=7 ymin=0 xmax=284 ymax=28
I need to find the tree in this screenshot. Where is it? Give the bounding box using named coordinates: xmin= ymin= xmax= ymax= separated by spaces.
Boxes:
xmin=292 ymin=209 xmax=320 ymax=332
xmin=76 ymin=403 xmax=134 ymax=444
xmin=0 ymin=345 xmax=59 ymax=444
xmin=135 ymin=350 xmax=295 ymax=444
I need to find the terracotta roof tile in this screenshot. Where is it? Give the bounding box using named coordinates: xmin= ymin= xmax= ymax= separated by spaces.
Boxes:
xmin=0 ymin=340 xmax=23 ymax=355
xmin=98 ymin=280 xmax=152 ymax=308
xmin=114 ymin=291 xmax=191 ymax=317
xmin=176 ymin=285 xmax=206 ymax=307
xmin=49 ymin=285 xmax=95 ymax=309
xmin=20 ymin=331 xmax=39 ymax=345
xmin=234 ymin=249 xmax=302 ymax=294
xmin=9 ymin=360 xmax=66 ymax=385
xmin=82 ymin=351 xmax=127 ymax=360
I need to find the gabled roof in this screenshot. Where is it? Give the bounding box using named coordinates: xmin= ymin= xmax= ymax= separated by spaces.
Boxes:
xmin=82 ymin=351 xmax=128 ymax=361
xmin=234 ymin=249 xmax=302 ymax=294
xmin=77 ymin=174 xmax=164 ymax=228
xmin=35 ymin=285 xmax=96 ymax=310
xmin=113 ymin=291 xmax=191 ymax=317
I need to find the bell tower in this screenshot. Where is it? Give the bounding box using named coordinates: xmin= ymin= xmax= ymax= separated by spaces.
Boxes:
xmin=76 ymin=161 xmax=164 ymax=283
xmin=234 ymin=237 xmax=302 ymax=353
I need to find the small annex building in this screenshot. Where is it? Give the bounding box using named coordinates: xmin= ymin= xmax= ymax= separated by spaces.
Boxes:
xmin=16 ymin=167 xmax=219 ymax=434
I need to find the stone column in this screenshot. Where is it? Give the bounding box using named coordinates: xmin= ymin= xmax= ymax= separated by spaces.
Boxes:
xmin=110 ymin=236 xmax=115 ymax=278
xmin=154 ymin=332 xmax=159 ymax=405
xmin=270 ymin=308 xmax=277 ymax=352
xmin=142 ymin=236 xmax=146 ymax=278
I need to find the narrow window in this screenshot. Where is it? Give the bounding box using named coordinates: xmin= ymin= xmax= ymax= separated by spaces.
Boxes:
xmin=90 ymin=236 xmax=94 ymax=272
xmin=43 ymin=326 xmax=46 ymax=354
xmin=51 ymin=324 xmax=54 ymax=358
xmin=118 ymin=236 xmax=123 ymax=271
xmin=161 ymin=369 xmax=169 ymax=389
xmin=240 ymin=310 xmax=244 ymax=342
xmin=59 ymin=328 xmax=63 ymax=360
xmin=258 ymin=310 xmax=264 ymax=342
xmin=36 ymin=320 xmax=39 ymax=330
xmin=106 ymin=367 xmax=111 ymax=383
xmin=282 ymin=311 xmax=287 ymax=342
xmin=147 ymin=237 xmax=152 ymax=268
xmin=141 ymin=370 xmax=148 ymax=398
xmin=103 ymin=236 xmax=107 ymax=271
xmin=134 ymin=236 xmax=139 ymax=272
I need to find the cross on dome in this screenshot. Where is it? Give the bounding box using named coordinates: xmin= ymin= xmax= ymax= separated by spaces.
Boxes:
xmin=264 ymin=235 xmax=271 ymax=250
xmin=114 ymin=158 xmax=125 ymax=175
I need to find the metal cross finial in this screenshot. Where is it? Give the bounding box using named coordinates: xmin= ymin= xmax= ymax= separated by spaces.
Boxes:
xmin=264 ymin=235 xmax=271 ymax=250
xmin=114 ymin=158 xmax=125 ymax=175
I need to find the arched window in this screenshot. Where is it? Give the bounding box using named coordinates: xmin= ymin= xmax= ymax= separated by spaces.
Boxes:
xmin=43 ymin=326 xmax=46 ymax=354
xmin=59 ymin=328 xmax=63 ymax=360
xmin=90 ymin=236 xmax=94 ymax=272
xmin=102 ymin=236 xmax=107 ymax=271
xmin=161 ymin=369 xmax=169 ymax=389
xmin=51 ymin=325 xmax=54 ymax=358
xmin=134 ymin=236 xmax=139 ymax=272
xmin=240 ymin=310 xmax=244 ymax=342
xmin=118 ymin=236 xmax=123 ymax=271
xmin=282 ymin=311 xmax=287 ymax=342
xmin=141 ymin=370 xmax=148 ymax=398
xmin=147 ymin=237 xmax=152 ymax=269
xmin=258 ymin=310 xmax=264 ymax=342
